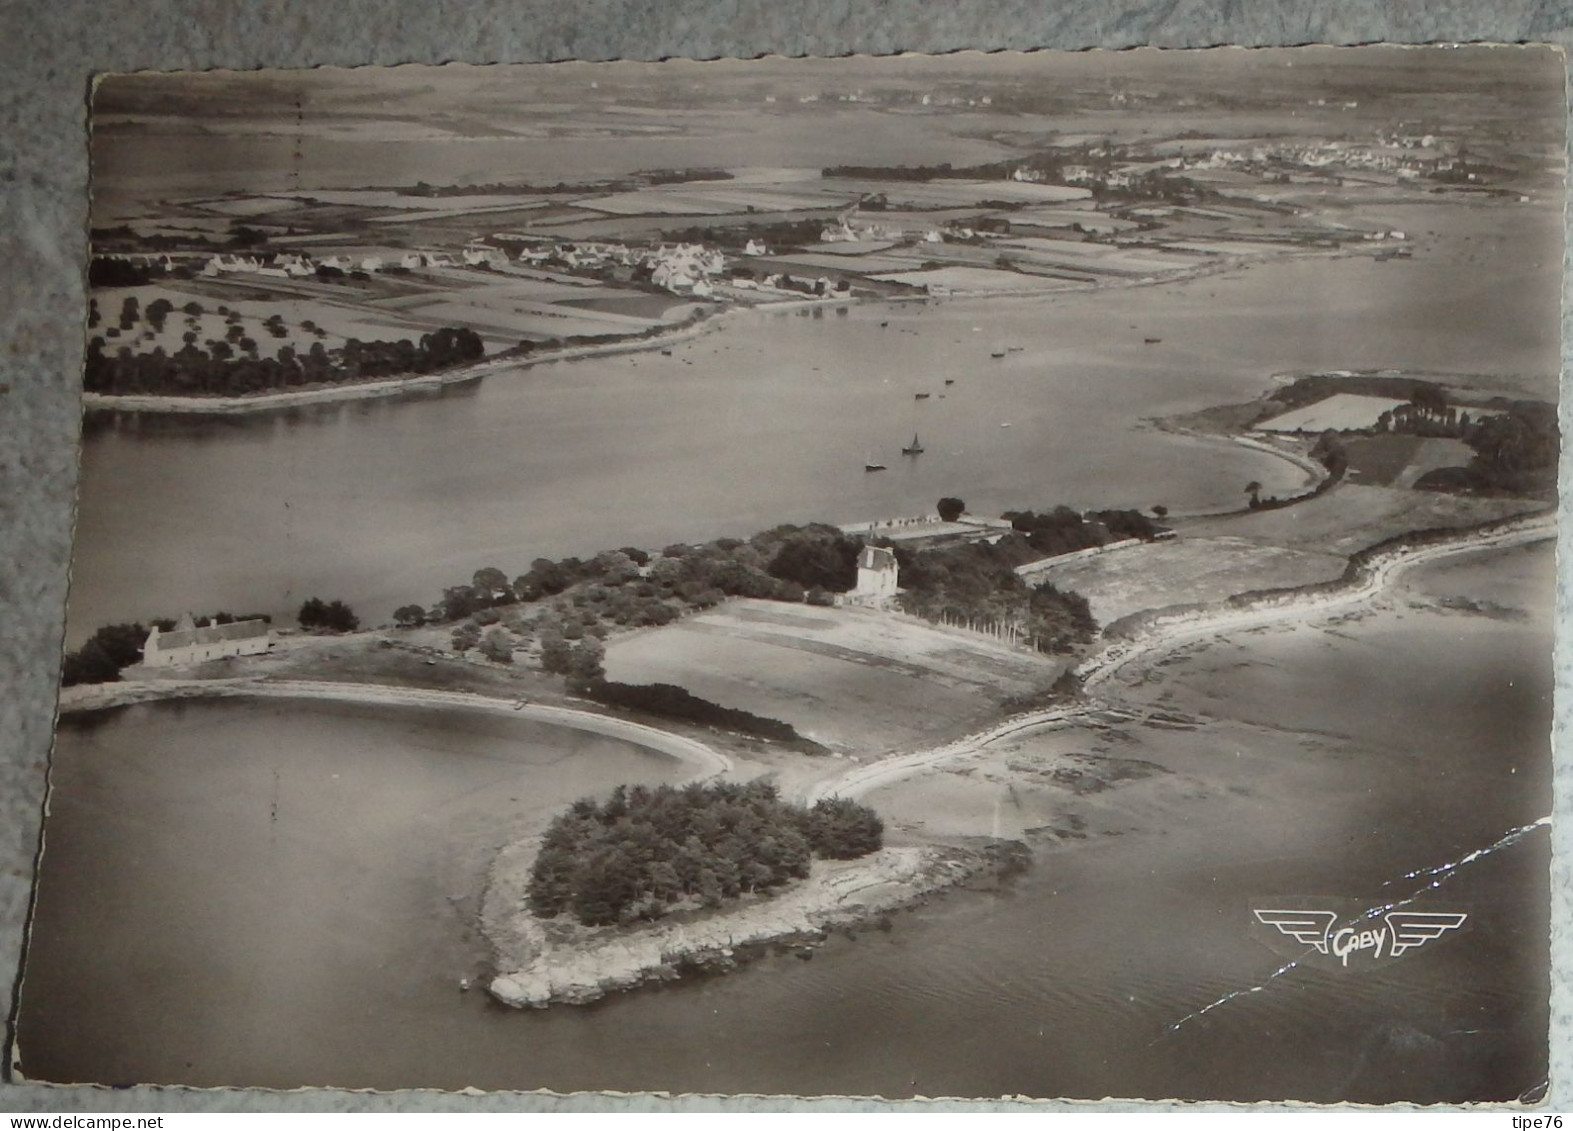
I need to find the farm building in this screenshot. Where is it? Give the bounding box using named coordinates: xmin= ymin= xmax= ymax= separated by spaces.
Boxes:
xmin=142 ymin=614 xmax=271 ymax=668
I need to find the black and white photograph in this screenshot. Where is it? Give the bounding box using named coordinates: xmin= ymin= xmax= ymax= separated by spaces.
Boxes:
xmin=11 ymin=46 xmax=1563 ymax=1104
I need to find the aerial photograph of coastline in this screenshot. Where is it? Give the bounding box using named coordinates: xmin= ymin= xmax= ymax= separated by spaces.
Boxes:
xmin=13 ymin=46 xmax=1561 ymax=1104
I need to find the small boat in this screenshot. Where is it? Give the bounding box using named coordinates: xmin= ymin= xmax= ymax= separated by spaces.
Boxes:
xmin=661 ymin=348 xmax=673 ymax=356
xmin=864 ymin=460 xmax=887 ymax=472
xmin=999 ymin=422 xmax=1013 ymax=428
xmin=991 ymin=348 xmax=1007 ymax=359
xmin=914 ymin=392 xmax=931 ymax=400
xmin=944 ymin=378 xmax=955 ymax=385
xmin=1144 ymin=337 xmax=1162 ymax=345
xmin=902 ymin=433 xmax=925 ymax=455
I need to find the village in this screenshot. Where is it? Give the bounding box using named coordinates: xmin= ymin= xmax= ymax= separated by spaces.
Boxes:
xmin=80 ymin=125 xmax=1512 ymax=402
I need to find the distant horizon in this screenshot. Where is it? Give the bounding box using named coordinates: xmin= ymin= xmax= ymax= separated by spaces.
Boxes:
xmin=88 ymin=44 xmax=1564 ymax=217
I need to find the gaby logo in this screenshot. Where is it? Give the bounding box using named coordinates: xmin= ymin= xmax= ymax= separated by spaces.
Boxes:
xmin=1253 ymin=908 xmax=1467 ymax=968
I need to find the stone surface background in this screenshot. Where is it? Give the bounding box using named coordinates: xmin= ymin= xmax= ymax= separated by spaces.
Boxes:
xmin=1 ymin=0 xmax=1569 ymax=1113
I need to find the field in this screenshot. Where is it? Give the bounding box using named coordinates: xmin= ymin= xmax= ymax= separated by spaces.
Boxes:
xmin=93 ymin=261 xmax=700 ymax=358
xmin=869 ymin=266 xmax=1080 ymax=292
xmin=602 ymin=598 xmax=1065 ymax=754
xmin=1027 ymin=536 xmax=1347 ymax=624
xmin=93 ymin=284 xmax=434 ymax=356
xmin=816 ymin=179 xmax=1093 ymax=208
xmin=763 ymin=251 xmax=917 ymax=274
xmin=261 ymin=190 xmax=549 ymax=212
xmin=1177 ymin=483 xmax=1543 ymax=556
xmin=1255 ymin=393 xmax=1411 ymax=433
xmin=1339 ymin=434 xmax=1476 ymax=487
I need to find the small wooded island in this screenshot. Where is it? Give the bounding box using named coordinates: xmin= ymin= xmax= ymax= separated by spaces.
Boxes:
xmin=528 ymin=782 xmax=884 ymax=926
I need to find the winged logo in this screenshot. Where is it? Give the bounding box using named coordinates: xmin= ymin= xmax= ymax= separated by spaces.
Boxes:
xmin=1384 ymin=911 xmax=1468 ymax=957
xmin=1252 ymin=906 xmax=1468 ymax=967
xmin=1253 ymin=908 xmax=1337 ymax=954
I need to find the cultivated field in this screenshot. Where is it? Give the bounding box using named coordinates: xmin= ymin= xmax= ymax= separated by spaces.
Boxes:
xmin=870 ymin=266 xmax=1081 ymax=292
xmin=1339 ymin=434 xmax=1476 ymax=488
xmin=1177 ymin=483 xmax=1544 ymax=556
xmin=1027 ymin=536 xmax=1347 ymax=624
xmin=1255 ymin=392 xmax=1411 ymax=433
xmin=602 ymin=598 xmax=1066 ymax=754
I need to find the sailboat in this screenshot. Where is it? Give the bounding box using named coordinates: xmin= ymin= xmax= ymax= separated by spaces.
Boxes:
xmin=902 ymin=433 xmax=925 ymax=455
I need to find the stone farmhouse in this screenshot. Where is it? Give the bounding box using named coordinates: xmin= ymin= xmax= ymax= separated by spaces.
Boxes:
xmin=142 ymin=613 xmax=272 ymax=668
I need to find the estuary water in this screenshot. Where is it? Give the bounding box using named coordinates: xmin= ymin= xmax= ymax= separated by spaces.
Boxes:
xmin=66 ymin=198 xmax=1560 ymax=642
xmin=18 ymin=541 xmax=1554 ymax=1101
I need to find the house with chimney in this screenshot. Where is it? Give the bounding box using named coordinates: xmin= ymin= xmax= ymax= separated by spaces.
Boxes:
xmin=142 ymin=613 xmax=272 ymax=668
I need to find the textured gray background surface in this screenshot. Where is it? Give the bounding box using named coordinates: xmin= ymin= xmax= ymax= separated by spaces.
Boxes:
xmin=2 ymin=0 xmax=1570 ymax=1113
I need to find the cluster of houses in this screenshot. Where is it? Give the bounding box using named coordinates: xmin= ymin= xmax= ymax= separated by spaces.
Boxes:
xmin=1171 ymin=138 xmax=1459 ymax=181
xmin=502 ymin=239 xmax=734 ymax=296
xmin=109 ymin=236 xmax=751 ymax=299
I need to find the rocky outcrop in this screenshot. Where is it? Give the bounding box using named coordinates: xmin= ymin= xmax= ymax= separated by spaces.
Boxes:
xmin=487 ymin=845 xmax=995 ymax=1009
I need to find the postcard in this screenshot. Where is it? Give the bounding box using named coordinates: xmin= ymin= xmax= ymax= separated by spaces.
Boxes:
xmin=15 ymin=46 xmax=1562 ymax=1104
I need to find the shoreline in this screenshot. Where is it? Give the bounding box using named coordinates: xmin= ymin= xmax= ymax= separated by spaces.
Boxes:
xmin=807 ymin=508 xmax=1555 ymax=806
xmin=486 ymin=507 xmax=1552 ymax=1009
xmin=485 ymin=841 xmax=1009 ymax=1010
xmin=79 ymin=309 xmax=732 ymax=416
xmin=51 ymin=508 xmax=1553 ymax=1012
xmin=75 ymin=241 xmax=1353 ymax=417
xmin=55 ymin=677 xmax=735 ymax=780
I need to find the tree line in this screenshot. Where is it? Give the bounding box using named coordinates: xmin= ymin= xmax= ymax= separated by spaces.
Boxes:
xmin=413 ymin=523 xmax=867 ymax=662
xmin=528 ymin=781 xmax=883 ymax=927
xmin=891 ymin=538 xmax=1099 ymax=654
xmin=84 ymin=326 xmax=485 ymax=397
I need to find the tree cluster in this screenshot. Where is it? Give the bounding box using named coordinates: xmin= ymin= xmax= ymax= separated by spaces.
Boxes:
xmin=891 ymin=537 xmax=1098 ymax=653
xmin=583 ymin=679 xmax=812 ymax=746
xmin=431 ymin=525 xmax=861 ymax=663
xmin=297 ymin=597 xmax=360 ymax=633
xmin=1002 ymin=506 xmax=1157 ymax=557
xmin=60 ymin=622 xmax=151 ymax=686
xmin=527 ymin=781 xmax=883 ymax=926
xmin=1378 ymin=394 xmax=1559 ymax=497
xmin=83 ymin=326 xmax=485 ymax=397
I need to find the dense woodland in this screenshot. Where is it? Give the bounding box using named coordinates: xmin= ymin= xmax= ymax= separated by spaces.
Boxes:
xmin=527 ymin=781 xmax=884 ymax=927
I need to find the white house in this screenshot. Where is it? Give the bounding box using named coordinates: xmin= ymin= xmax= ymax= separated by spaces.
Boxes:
xmin=360 ymin=256 xmax=384 ymax=273
xmin=744 ymin=239 xmax=770 ymax=256
xmin=850 ymin=545 xmax=898 ymax=603
xmin=399 ymin=252 xmax=424 ymax=270
xmin=142 ymin=613 xmax=272 ymax=668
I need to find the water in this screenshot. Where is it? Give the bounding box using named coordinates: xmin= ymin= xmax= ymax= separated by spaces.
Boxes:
xmin=18 ymin=542 xmax=1553 ymax=1101
xmin=66 ymin=198 xmax=1560 ymax=642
